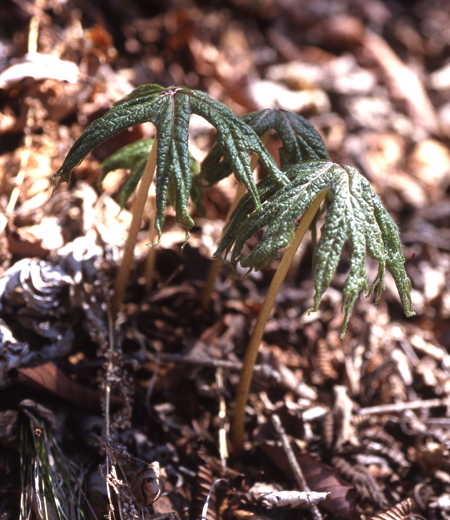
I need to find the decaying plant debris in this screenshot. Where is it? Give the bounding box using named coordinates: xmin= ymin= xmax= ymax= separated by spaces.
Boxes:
xmin=1 ymin=0 xmax=450 ymax=519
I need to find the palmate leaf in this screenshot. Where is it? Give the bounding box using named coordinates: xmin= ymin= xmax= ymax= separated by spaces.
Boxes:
xmin=100 ymin=138 xmax=203 ymax=212
xmin=216 ymin=161 xmax=414 ymax=335
xmin=53 ymin=85 xmax=288 ymax=238
xmin=100 ymin=138 xmax=153 ymax=209
xmin=200 ymin=108 xmax=330 ymax=185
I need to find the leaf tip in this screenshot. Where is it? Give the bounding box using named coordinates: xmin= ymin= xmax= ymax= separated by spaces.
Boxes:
xmin=147 ymin=236 xmax=161 ymax=248
xmin=181 ymin=230 xmax=191 ymax=249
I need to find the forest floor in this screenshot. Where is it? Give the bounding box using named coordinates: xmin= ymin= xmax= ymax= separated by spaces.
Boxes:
xmin=1 ymin=1 xmax=450 ymax=519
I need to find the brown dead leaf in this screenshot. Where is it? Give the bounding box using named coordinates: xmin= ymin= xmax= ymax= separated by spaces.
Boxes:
xmin=15 ymin=361 xmax=124 ymax=410
xmin=193 ymin=447 xmax=217 ymax=520
xmin=364 ymin=133 xmax=405 ymax=180
xmin=5 ymin=225 xmax=50 ymax=259
xmin=369 ymin=498 xmax=416 ymax=520
xmin=259 ymin=441 xmax=358 ymax=520
xmin=362 ymin=30 xmax=439 ymax=135
xmin=407 ymin=140 xmax=450 ymax=197
xmin=297 ymin=452 xmax=359 ymax=520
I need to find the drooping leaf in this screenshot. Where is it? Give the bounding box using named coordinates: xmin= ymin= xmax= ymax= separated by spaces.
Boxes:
xmin=100 ymin=138 xmax=203 ymax=212
xmin=200 ymin=108 xmax=330 ymax=185
xmin=216 ymin=161 xmax=414 ymax=335
xmin=53 ymin=85 xmax=287 ymax=238
xmin=243 ymin=109 xmax=330 ymax=166
xmin=215 ymin=162 xmax=333 ymax=271
xmin=168 ymin=149 xmax=204 ymax=216
xmin=100 ymin=138 xmax=153 ymax=208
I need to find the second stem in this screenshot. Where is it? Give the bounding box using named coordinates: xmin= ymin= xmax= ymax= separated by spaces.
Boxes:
xmin=232 ymin=189 xmax=328 ymax=455
xmin=111 ymin=137 xmax=158 ymax=319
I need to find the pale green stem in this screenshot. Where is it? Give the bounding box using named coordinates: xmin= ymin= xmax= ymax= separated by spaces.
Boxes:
xmin=200 ymin=131 xmax=271 ymax=310
xmin=111 ymin=137 xmax=158 ymax=319
xmin=232 ymin=189 xmax=329 ymax=455
xmin=200 ymin=183 xmax=245 ymax=310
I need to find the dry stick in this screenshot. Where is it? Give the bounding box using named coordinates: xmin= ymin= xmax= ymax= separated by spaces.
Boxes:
xmin=148 ymin=352 xmax=274 ymax=372
xmin=111 ymin=137 xmax=158 ymax=319
xmin=232 ymin=189 xmax=329 ymax=455
xmin=105 ymin=309 xmax=117 ymax=520
xmin=358 ymin=397 xmax=450 ymax=416
xmin=272 ymin=414 xmax=323 ymax=520
xmin=216 ymin=368 xmax=229 ymax=474
xmin=200 ymin=131 xmax=271 ymax=310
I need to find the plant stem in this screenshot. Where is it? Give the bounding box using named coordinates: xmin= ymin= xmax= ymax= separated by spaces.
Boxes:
xmin=232 ymin=189 xmax=328 ymax=455
xmin=201 ymin=131 xmax=271 ymax=309
xmin=111 ymin=137 xmax=158 ymax=319
xmin=200 ymin=183 xmax=245 ymax=309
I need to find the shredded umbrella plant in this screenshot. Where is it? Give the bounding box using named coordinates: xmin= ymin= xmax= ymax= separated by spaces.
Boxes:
xmin=52 ymin=84 xmax=414 ymax=455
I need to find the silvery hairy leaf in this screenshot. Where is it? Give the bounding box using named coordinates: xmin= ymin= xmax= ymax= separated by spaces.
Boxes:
xmin=200 ymin=107 xmax=330 ymax=185
xmin=100 ymin=138 xmax=203 ymax=212
xmin=53 ymin=85 xmax=287 ymax=239
xmin=216 ymin=161 xmax=414 ymax=335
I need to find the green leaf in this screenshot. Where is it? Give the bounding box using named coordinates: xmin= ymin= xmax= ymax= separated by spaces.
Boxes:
xmin=243 ymin=109 xmax=330 ymax=166
xmin=200 ymin=108 xmax=330 ymax=185
xmin=53 ymin=85 xmax=287 ymax=238
xmin=100 ymin=138 xmax=204 ymax=213
xmin=100 ymin=138 xmax=154 ymax=208
xmin=216 ymin=161 xmax=414 ymax=335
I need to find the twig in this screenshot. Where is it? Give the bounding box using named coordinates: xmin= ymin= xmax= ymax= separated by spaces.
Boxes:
xmin=358 ymin=397 xmax=450 ymax=416
xmin=105 ymin=309 xmax=117 ymax=520
xmin=145 ymin=352 xmax=160 ymax=414
xmin=149 ymin=352 xmax=256 ymax=370
xmin=271 ymin=414 xmax=323 ymax=520
xmin=424 ymin=418 xmax=450 ymax=425
xmin=158 ymin=354 xmax=243 ymax=369
xmin=64 ymin=351 xmax=280 ymax=384
xmin=216 ymin=368 xmax=229 ymax=473
xmin=111 ymin=137 xmax=158 ymax=319
xmin=144 ymin=352 xmax=281 ymax=384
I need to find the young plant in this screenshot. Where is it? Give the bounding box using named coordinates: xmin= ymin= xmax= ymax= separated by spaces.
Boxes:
xmin=53 ymin=85 xmax=414 ymax=454
xmin=20 ymin=405 xmax=87 ymax=520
